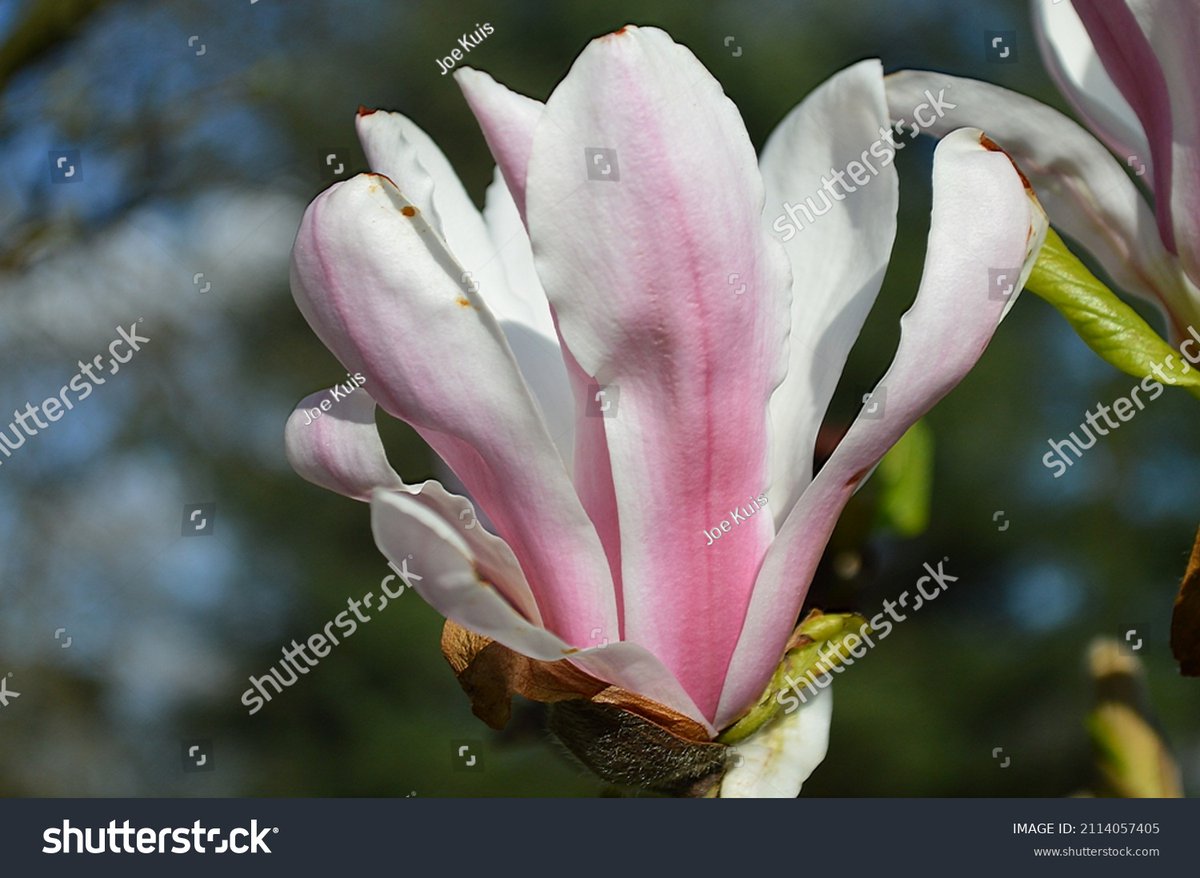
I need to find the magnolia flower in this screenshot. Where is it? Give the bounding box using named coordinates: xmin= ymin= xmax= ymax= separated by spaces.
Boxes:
xmin=284 ymin=24 xmax=1045 ymax=796
xmin=887 ymin=0 xmax=1200 ymax=343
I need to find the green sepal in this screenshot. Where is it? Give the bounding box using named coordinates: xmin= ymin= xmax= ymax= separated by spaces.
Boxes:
xmin=1025 ymin=228 xmax=1200 ymax=400
xmin=717 ymin=610 xmax=870 ymax=745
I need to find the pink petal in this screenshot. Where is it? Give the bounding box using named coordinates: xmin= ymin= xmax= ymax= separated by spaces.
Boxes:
xmin=716 ymin=128 xmax=1048 ymax=727
xmin=454 ymin=68 xmax=543 ymax=216
xmin=371 ymin=490 xmax=712 ymax=731
xmin=284 ymin=385 xmax=543 ymax=622
xmin=456 ymin=68 xmax=620 ymax=570
xmin=1073 ymin=0 xmax=1200 ymax=293
xmin=523 ymin=24 xmax=792 ymax=719
xmin=284 ymin=385 xmax=404 ymax=501
xmin=1033 ymin=0 xmax=1152 ymax=182
xmin=559 ymin=338 xmax=624 ymax=636
xmin=291 ymin=173 xmax=617 ymax=648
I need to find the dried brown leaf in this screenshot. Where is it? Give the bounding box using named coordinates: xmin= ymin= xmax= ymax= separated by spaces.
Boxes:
xmin=440 ymin=619 xmax=711 ymax=743
xmin=1170 ymin=526 xmax=1200 ymax=676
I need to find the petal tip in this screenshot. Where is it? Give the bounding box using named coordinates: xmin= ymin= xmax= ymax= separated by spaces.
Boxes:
xmin=978 ymin=132 xmax=1034 ymax=193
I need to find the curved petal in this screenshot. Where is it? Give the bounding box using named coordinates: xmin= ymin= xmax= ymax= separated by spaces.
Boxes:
xmin=1033 ymin=0 xmax=1152 ymax=181
xmin=721 ymin=687 xmax=832 ymax=798
xmin=355 ymin=111 xmax=519 ymax=348
xmin=357 ymin=111 xmax=573 ymax=465
xmin=454 ymin=67 xmax=543 ymax=216
xmin=403 ymin=480 xmax=544 ymax=625
xmin=717 ymin=128 xmax=1048 ymax=726
xmin=524 ymin=24 xmax=792 ymax=719
xmin=355 ymin=108 xmax=444 ymax=234
xmin=885 ymin=70 xmax=1196 ymax=337
xmin=284 ymin=386 xmax=542 ymax=621
xmin=760 ymin=59 xmax=898 ymax=524
xmin=1073 ymin=0 xmax=1200 ymax=293
xmin=284 ymin=386 xmax=404 ymax=501
xmin=291 ymin=173 xmax=617 ymax=648
xmin=371 ymin=490 xmax=711 ymax=731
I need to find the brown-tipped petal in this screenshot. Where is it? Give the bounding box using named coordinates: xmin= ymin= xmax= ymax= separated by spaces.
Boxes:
xmin=292 ymin=173 xmax=619 ymax=648
xmin=717 ymin=128 xmax=1047 ymax=726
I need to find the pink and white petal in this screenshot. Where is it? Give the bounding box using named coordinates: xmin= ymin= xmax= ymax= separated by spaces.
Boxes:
xmin=291 ymin=173 xmax=617 ymax=648
xmin=482 ymin=171 xmax=575 ymax=461
xmin=455 ymin=67 xmax=543 ymax=216
xmin=571 ymin=640 xmax=714 ymax=737
xmin=720 ymin=687 xmax=832 ymax=798
xmin=886 ymin=70 xmax=1195 ymax=337
xmin=760 ymin=59 xmax=898 ymax=524
xmin=402 ymin=479 xmax=543 ymax=625
xmin=717 ymin=128 xmax=1047 ymax=726
xmin=558 ymin=340 xmax=624 ymax=634
xmin=524 ymin=24 xmax=792 ymax=720
xmin=1073 ymin=0 xmax=1200 ymax=293
xmin=457 ymin=71 xmax=617 ymax=541
xmin=1034 ymin=0 xmax=1152 ymax=182
xmin=283 ymin=386 xmax=542 ymax=621
xmin=371 ymin=490 xmax=711 ymax=731
xmin=357 ymin=111 xmax=573 ymax=458
xmin=284 ymin=386 xmax=404 ymax=501
xmin=355 ymin=109 xmax=512 ymax=328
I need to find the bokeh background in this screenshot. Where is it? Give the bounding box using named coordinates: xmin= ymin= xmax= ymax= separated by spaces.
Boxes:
xmin=0 ymin=0 xmax=1195 ymax=796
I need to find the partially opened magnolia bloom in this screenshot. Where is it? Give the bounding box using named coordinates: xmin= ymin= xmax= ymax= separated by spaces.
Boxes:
xmin=285 ymin=25 xmax=1046 ymax=796
xmin=888 ymin=0 xmax=1200 ymax=344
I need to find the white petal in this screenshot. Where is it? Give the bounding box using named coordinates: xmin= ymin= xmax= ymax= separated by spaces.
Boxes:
xmin=885 ymin=70 xmax=1195 ymax=336
xmin=355 ymin=109 xmax=512 ymax=336
xmin=761 ymin=59 xmax=898 ymax=523
xmin=721 ymin=687 xmax=833 ymax=798
xmin=354 ymin=108 xmax=441 ymax=231
xmin=284 ymin=387 xmax=542 ymax=621
xmin=718 ymin=128 xmax=1047 ymax=726
xmin=482 ymin=171 xmax=574 ymax=461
